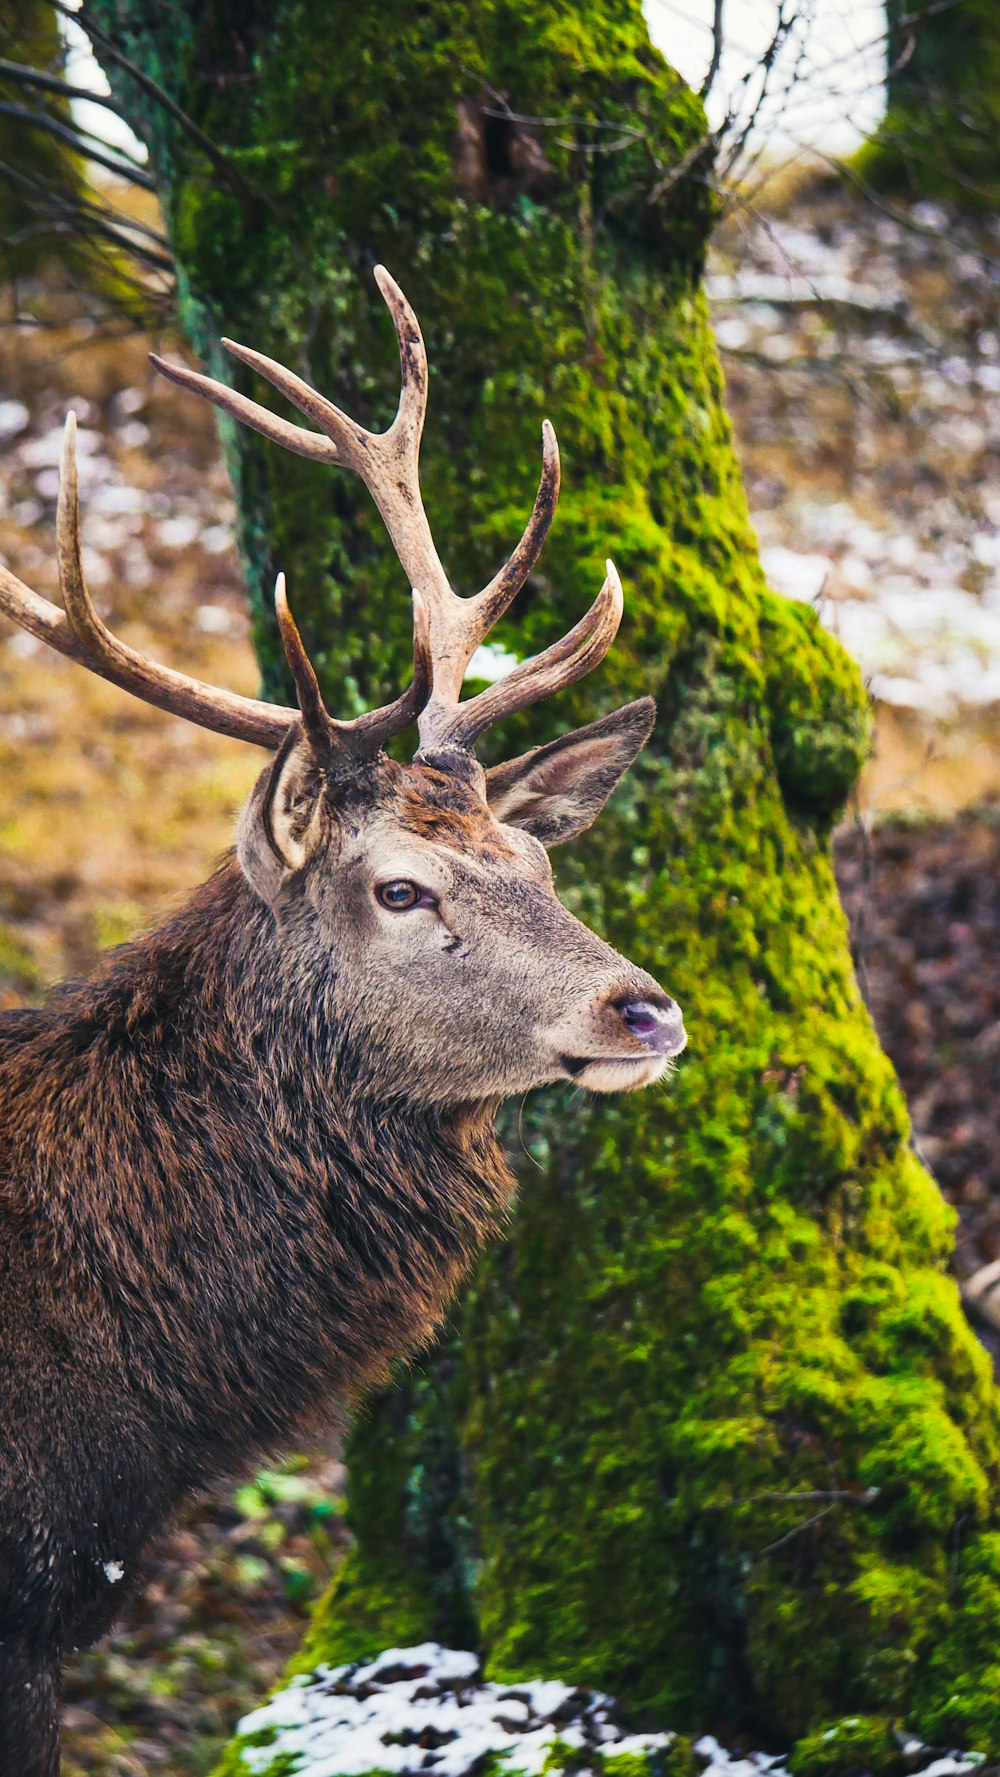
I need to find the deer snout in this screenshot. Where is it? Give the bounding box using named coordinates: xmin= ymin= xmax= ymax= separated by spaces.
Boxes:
xmin=613 ymin=994 xmax=687 ymax=1057
xmin=545 ymin=970 xmax=686 ymax=1094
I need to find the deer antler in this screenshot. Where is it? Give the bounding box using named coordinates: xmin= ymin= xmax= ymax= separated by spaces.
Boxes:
xmin=150 ymin=267 xmax=623 ymax=756
xmin=0 ymin=413 xmax=430 ymax=754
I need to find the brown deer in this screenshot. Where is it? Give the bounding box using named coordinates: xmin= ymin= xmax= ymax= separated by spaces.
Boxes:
xmin=0 ymin=269 xmax=685 ymax=1774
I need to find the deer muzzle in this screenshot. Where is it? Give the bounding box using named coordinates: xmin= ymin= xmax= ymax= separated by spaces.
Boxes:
xmin=547 ymin=976 xmax=687 ymax=1095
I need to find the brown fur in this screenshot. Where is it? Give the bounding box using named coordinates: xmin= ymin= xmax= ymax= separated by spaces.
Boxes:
xmin=0 ymin=710 xmax=681 ymax=1774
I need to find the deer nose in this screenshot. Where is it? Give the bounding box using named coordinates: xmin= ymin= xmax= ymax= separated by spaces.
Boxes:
xmin=614 ymin=995 xmax=687 ymax=1056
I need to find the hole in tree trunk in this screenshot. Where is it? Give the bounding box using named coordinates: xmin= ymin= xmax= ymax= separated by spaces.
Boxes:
xmin=484 ymin=114 xmax=514 ymax=178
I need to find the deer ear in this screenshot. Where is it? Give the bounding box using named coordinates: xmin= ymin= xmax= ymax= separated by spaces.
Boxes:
xmin=485 ymin=698 xmax=655 ymax=848
xmin=238 ymin=728 xmax=329 ymax=902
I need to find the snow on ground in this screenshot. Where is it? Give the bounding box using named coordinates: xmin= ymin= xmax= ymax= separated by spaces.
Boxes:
xmin=236 ymin=1643 xmax=983 ymax=1777
xmin=712 ymin=197 xmax=1000 ymax=724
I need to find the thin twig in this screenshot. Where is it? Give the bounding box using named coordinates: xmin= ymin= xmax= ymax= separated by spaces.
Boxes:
xmin=54 ymin=0 xmax=260 ymax=208
xmin=701 ymin=0 xmax=725 ymax=101
xmin=0 ymin=55 xmax=130 ymax=118
xmin=755 ymin=1503 xmax=835 ymax=1558
xmin=0 ymin=99 xmax=156 ymax=188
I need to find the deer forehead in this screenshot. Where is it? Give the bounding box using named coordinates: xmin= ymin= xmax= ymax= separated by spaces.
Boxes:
xmin=352 ymin=804 xmax=542 ymax=889
xmin=325 ymin=765 xmax=548 ymax=895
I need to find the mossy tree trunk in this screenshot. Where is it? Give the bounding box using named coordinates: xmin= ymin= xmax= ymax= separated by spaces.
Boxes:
xmin=86 ymin=0 xmax=1000 ymax=1764
xmin=860 ymin=0 xmax=1000 ymax=210
xmin=0 ymin=1 xmax=87 ymax=280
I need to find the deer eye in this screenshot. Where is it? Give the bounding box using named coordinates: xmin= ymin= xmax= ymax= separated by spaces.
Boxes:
xmin=376 ymin=879 xmax=426 ymax=911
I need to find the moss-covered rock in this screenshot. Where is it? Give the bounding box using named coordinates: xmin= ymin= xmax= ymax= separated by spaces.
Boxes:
xmin=86 ymin=0 xmax=1000 ymax=1762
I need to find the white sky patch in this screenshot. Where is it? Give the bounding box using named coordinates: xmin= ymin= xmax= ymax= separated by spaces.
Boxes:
xmin=59 ymin=2 xmax=147 ymax=167
xmin=645 ymin=0 xmax=887 ymax=158
xmin=464 ymin=640 xmax=522 ymax=684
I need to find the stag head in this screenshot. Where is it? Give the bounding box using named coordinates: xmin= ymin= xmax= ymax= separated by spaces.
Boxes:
xmin=0 ymin=269 xmax=685 ymax=1102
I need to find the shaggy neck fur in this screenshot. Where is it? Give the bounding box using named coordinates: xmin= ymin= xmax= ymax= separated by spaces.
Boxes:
xmin=0 ymin=857 xmax=513 ymax=1489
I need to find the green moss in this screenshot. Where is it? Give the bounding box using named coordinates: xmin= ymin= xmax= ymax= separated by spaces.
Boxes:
xmin=759 ymin=592 xmax=873 ymax=831
xmin=857 ymin=0 xmax=1000 ymax=211
xmin=90 ymin=0 xmax=1000 ymax=1765
xmin=0 ymin=1 xmax=87 ymax=280
xmin=214 ymin=1742 xmax=302 ymax=1777
xmin=788 ymin=1714 xmax=899 ymax=1777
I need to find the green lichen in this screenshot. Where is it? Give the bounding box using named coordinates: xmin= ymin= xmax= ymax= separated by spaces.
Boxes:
xmin=86 ymin=0 xmax=1000 ymax=1765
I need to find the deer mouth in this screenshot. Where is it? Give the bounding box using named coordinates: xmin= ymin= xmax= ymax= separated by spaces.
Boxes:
xmin=561 ymin=1053 xmax=648 ymax=1075
xmin=559 ymin=1053 xmax=673 ymax=1093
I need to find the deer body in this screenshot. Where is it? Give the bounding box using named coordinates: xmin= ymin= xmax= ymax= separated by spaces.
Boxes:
xmin=0 ymin=859 xmax=510 ymax=1726
xmin=0 ymin=271 xmax=685 ymax=1772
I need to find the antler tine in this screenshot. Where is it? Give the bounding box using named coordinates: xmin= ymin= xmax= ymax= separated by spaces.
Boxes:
xmin=347 ymin=589 xmax=434 ymax=751
xmin=152 ymin=268 xmax=454 ymax=628
xmin=221 ymin=338 xmax=368 ymax=471
xmin=470 ymin=420 xmax=561 ymax=636
xmin=1 ymin=414 xmax=429 ymax=757
xmin=0 ymin=413 xmax=295 ymax=747
xmin=274 ymin=573 xmax=433 ymax=758
xmin=148 ymin=270 xmax=620 ymax=761
xmin=428 ymin=561 xmax=625 ymax=754
xmin=274 ymin=571 xmax=334 ymax=753
xmin=148 ymin=353 xmax=338 ymax=464
xmin=372 ymin=264 xmax=429 ymax=450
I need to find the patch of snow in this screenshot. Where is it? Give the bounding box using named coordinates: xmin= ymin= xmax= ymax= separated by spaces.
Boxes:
xmin=972 ymin=534 xmax=1000 ymax=570
xmin=102 ymin=1560 xmax=124 ymax=1584
xmin=911 ymin=201 xmax=949 ymax=231
xmin=922 ymin=1763 xmax=984 ymax=1777
xmin=6 ymin=632 xmax=41 ymax=660
xmin=195 ymin=604 xmax=234 ymax=635
xmin=81 ymin=548 xmax=111 ymax=590
xmin=156 ymin=514 xmax=201 ymax=551
xmin=713 ymin=316 xmax=753 ymax=353
xmin=117 ymin=420 xmax=151 ymax=450
xmin=121 ymin=544 xmax=153 ymax=590
xmin=90 ymin=483 xmax=148 ymax=517
xmin=706 ymin=270 xmax=895 ymax=311
xmin=237 ymin=1643 xmax=676 ymax=1777
xmin=760 ymin=546 xmax=830 ymax=604
xmin=693 ymin=1735 xmax=783 ymax=1774
xmin=0 ymin=400 xmax=30 ymax=443
xmin=234 ymin=1645 xmax=984 ymax=1777
xmin=201 ymin=523 xmax=234 ymax=555
xmin=21 ymin=425 xmax=102 ymax=469
xmin=113 ymin=387 xmax=147 ymax=417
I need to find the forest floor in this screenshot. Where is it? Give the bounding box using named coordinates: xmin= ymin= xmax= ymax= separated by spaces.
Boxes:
xmin=0 ymin=173 xmax=998 ymax=1772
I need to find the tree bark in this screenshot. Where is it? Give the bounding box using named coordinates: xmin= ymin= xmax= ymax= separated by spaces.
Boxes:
xmin=85 ymin=1 xmax=1000 ymax=1767
xmin=0 ymin=1 xmax=87 ymax=280
xmin=861 ymin=0 xmax=1000 ymax=209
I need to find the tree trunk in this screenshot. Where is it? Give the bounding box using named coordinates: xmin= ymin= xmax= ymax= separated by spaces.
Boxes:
xmin=85 ymin=0 xmax=1000 ymax=1766
xmin=0 ymin=1 xmax=87 ymax=280
xmin=861 ymin=0 xmax=1000 ymax=210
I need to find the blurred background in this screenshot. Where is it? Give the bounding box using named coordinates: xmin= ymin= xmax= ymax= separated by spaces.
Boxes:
xmin=0 ymin=0 xmax=998 ymax=1769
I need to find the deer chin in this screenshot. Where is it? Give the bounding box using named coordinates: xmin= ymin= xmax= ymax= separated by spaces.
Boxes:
xmin=560 ymin=1053 xmax=672 ymax=1094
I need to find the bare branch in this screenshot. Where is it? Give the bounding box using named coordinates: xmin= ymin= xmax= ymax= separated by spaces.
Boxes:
xmin=701 ymin=0 xmax=725 ymax=101
xmin=0 ymin=99 xmax=156 ymax=189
